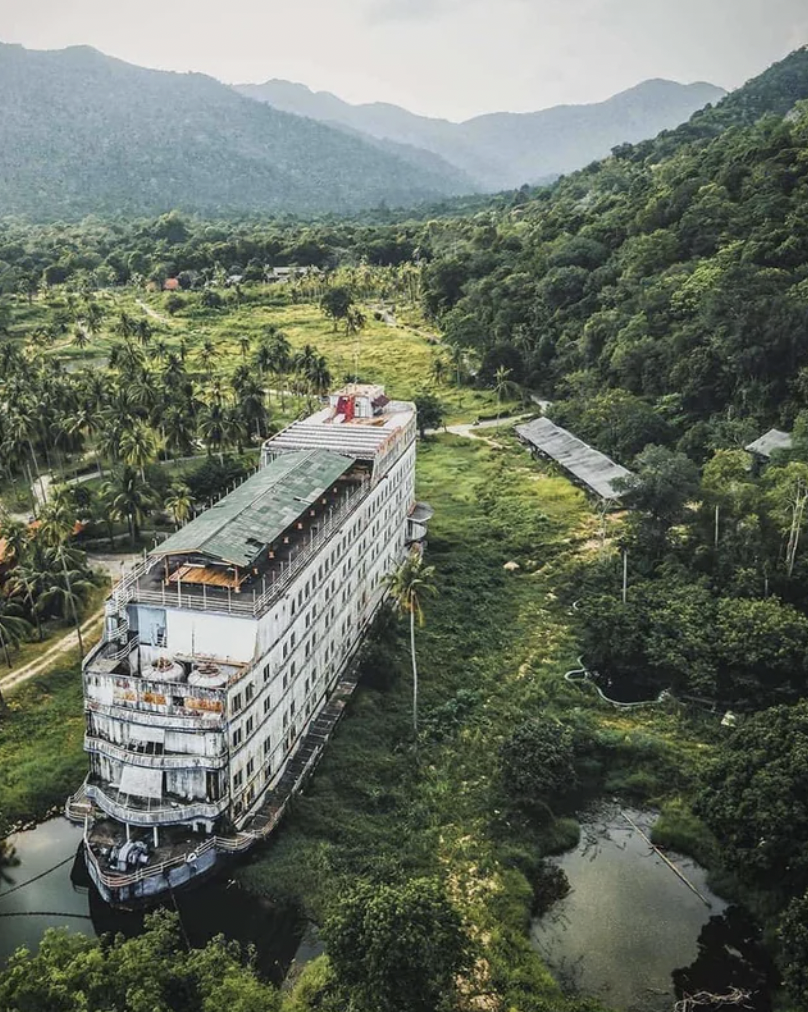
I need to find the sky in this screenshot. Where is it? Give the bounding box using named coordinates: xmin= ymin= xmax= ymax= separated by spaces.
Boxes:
xmin=2 ymin=0 xmax=807 ymax=120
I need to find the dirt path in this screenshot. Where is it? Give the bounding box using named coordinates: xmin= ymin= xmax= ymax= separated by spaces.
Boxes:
xmin=0 ymin=609 xmax=104 ymax=692
xmin=136 ymin=299 xmax=172 ymax=325
xmin=0 ymin=552 xmax=139 ymax=693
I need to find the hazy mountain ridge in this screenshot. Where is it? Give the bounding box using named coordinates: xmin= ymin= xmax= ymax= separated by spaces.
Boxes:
xmin=236 ymin=77 xmax=727 ymax=189
xmin=0 ymin=42 xmax=472 ymax=220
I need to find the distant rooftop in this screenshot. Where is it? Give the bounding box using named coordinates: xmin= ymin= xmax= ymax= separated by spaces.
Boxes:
xmin=153 ymin=449 xmax=354 ymax=568
xmin=745 ymin=428 xmax=793 ymax=459
xmin=516 ymin=417 xmax=632 ymax=500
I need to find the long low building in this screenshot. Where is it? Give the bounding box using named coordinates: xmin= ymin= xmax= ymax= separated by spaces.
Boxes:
xmin=516 ymin=416 xmax=632 ymax=501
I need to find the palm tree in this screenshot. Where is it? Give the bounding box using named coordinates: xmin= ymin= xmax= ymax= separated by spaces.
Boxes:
xmin=0 ymin=596 xmax=31 ymax=669
xmin=238 ymin=335 xmax=251 ymax=360
xmin=387 ymin=551 xmax=436 ymax=733
xmin=494 ymin=366 xmax=519 ymax=420
xmin=0 ymin=514 xmax=42 ymax=641
xmin=450 ymin=345 xmax=466 ymax=389
xmin=267 ymin=331 xmax=292 ymax=410
xmin=119 ymin=420 xmax=162 ymax=479
xmin=72 ymin=326 xmax=89 ymax=350
xmin=163 ymin=405 xmax=196 ymax=459
xmin=430 ymin=355 xmax=448 ymax=386
xmin=165 ymin=484 xmax=195 ymax=528
xmin=199 ymin=339 xmax=216 ymax=378
xmin=102 ymin=466 xmax=156 ymax=546
xmin=36 ymin=497 xmax=86 ymax=657
xmin=198 ymin=400 xmax=227 ymax=458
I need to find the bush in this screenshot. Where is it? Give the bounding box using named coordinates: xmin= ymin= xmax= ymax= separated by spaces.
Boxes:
xmin=499 ymin=717 xmax=578 ymax=805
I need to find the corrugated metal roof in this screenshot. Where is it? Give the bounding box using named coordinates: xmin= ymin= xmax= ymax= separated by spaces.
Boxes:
xmin=266 ymin=403 xmax=413 ymax=460
xmin=153 ymin=449 xmax=354 ymax=567
xmin=745 ymin=428 xmax=793 ymax=458
xmin=516 ymin=417 xmax=632 ymax=500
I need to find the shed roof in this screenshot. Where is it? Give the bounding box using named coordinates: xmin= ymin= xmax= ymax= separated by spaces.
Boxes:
xmin=516 ymin=417 xmax=632 ymax=500
xmin=745 ymin=428 xmax=793 ymax=459
xmin=152 ymin=449 xmax=354 ymax=568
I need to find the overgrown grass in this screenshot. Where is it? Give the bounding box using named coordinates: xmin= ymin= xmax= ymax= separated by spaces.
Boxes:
xmin=241 ymin=434 xmax=604 ymax=1009
xmin=0 ymin=664 xmax=86 ymax=832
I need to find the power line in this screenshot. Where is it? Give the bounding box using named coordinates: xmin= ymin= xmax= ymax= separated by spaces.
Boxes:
xmin=0 ymin=855 xmax=75 ymax=901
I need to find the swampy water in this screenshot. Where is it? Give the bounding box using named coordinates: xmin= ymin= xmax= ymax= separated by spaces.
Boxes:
xmin=0 ymin=818 xmax=304 ymax=980
xmin=531 ymin=806 xmax=776 ymax=1012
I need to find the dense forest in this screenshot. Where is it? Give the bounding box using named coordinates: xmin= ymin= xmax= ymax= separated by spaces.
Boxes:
xmin=5 ymin=41 xmax=808 ymax=1012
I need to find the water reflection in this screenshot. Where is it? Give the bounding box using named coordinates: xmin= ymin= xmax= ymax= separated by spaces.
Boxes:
xmin=673 ymin=906 xmax=778 ymax=1012
xmin=0 ymin=818 xmax=304 ymax=983
xmin=531 ymin=806 xmax=728 ymax=1012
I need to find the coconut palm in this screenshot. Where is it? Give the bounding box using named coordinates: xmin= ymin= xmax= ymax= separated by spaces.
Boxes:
xmin=36 ymin=497 xmax=86 ymax=656
xmin=198 ymin=400 xmax=227 ymax=458
xmin=0 ymin=596 xmax=31 ymax=669
xmin=102 ymin=466 xmax=156 ymax=546
xmin=387 ymin=551 xmax=436 ymax=733
xmin=72 ymin=327 xmax=89 ymax=350
xmin=164 ymin=484 xmax=195 ymax=529
xmin=163 ymin=405 xmax=196 ymax=459
xmin=430 ymin=355 xmax=448 ymax=386
xmin=119 ymin=420 xmax=162 ymax=479
xmin=238 ymin=335 xmax=251 ymax=360
xmin=0 ymin=514 xmax=42 ymax=641
xmin=494 ymin=366 xmax=519 ymax=420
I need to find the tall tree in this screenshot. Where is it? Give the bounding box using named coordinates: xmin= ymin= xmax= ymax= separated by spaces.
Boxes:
xmin=387 ymin=551 xmax=436 ymax=732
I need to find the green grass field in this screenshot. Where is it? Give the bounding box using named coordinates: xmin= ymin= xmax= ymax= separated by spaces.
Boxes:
xmin=30 ymin=284 xmax=512 ymax=423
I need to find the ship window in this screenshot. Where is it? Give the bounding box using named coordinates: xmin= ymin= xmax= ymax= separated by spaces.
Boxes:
xmin=264 ymin=696 xmax=271 ymax=714
xmin=283 ymin=642 xmax=288 ymax=659
xmin=245 ymin=683 xmax=254 ymax=703
xmin=291 ymin=662 xmax=296 ymax=678
xmin=246 ymin=716 xmax=254 ymax=735
xmin=263 ymin=663 xmax=271 ymax=683
xmin=283 ymin=672 xmax=288 ymax=690
xmin=291 ymin=631 xmax=296 ymax=648
xmin=232 ymin=693 xmax=243 ymax=714
xmin=264 ymin=737 xmax=272 ymax=755
xmin=233 ymin=727 xmax=242 ymax=748
xmin=233 ymin=770 xmax=243 ymax=790
xmin=172 ymin=695 xmax=184 ymax=708
xmin=290 ymin=700 xmax=296 ymax=717
xmin=247 ymin=758 xmax=255 ymax=777
xmin=283 ymin=711 xmax=289 ymax=730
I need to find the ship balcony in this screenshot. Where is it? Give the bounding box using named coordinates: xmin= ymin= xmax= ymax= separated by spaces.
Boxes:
xmin=84 ymin=735 xmax=228 ymax=771
xmin=85 ymin=780 xmax=228 ymax=828
xmin=114 ymin=476 xmax=371 ymax=618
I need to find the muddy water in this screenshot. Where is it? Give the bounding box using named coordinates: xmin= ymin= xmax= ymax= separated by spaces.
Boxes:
xmin=531 ymin=807 xmax=726 ymax=1012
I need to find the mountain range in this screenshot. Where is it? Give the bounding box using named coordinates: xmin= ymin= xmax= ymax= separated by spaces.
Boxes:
xmin=0 ymin=42 xmax=471 ymax=220
xmin=0 ymin=40 xmax=725 ymax=220
xmin=235 ymin=78 xmax=726 ymax=190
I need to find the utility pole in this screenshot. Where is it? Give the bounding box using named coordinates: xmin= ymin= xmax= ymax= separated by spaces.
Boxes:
xmin=622 ymin=550 xmax=628 ymax=605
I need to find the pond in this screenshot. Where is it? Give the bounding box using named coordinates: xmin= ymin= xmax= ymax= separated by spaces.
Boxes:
xmin=0 ymin=818 xmax=305 ymax=982
xmin=531 ymin=806 xmax=776 ymax=1012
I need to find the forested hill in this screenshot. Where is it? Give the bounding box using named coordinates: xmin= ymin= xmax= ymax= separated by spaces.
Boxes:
xmin=0 ymin=43 xmax=472 ymax=220
xmin=237 ymin=77 xmax=725 ymax=191
xmin=422 ymin=45 xmax=808 ymax=463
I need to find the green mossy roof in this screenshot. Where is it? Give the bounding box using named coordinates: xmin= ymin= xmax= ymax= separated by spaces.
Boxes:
xmin=153 ymin=449 xmax=353 ymax=568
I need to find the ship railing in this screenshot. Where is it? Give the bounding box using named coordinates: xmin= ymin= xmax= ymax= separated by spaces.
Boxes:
xmin=83 ymin=831 xmax=257 ymax=890
xmin=117 ymin=480 xmax=370 ymax=618
xmin=85 ymin=783 xmax=228 ymax=827
xmin=84 ymin=736 xmax=228 ymax=771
